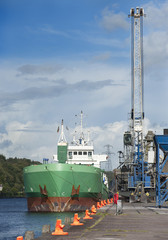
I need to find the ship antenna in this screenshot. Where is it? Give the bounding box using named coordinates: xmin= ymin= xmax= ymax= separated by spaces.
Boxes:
xmin=80 ymin=110 xmax=85 ymax=141
xmin=80 ymin=111 xmax=83 ymax=137
xmin=58 ymin=119 xmax=67 ymax=143
xmin=87 ymin=130 xmax=90 ymax=143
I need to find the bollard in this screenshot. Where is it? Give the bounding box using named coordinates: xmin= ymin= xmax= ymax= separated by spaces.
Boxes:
xmin=42 ymin=224 xmax=50 ymax=233
xmin=52 ymin=219 xmax=68 ymax=235
xmin=17 ymin=237 xmax=23 ymax=240
xmin=83 ymin=209 xmax=93 ymax=219
xmin=71 ymin=213 xmax=84 ymax=226
xmin=90 ymin=205 xmax=96 ymax=215
xmin=100 ymin=200 xmax=104 ymax=207
xmin=116 ymin=200 xmax=123 ymax=214
xmin=25 ymin=231 xmax=34 ymax=240
xmin=97 ymin=202 xmax=101 ymax=209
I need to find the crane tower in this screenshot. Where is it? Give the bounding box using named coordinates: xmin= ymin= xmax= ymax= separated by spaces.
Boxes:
xmin=128 ymin=7 xmax=147 ymax=187
xmin=116 ymin=7 xmax=154 ymax=201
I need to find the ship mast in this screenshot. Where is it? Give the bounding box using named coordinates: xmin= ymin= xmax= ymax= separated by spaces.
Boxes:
xmin=72 ymin=111 xmax=91 ymax=146
xmin=58 ymin=119 xmax=67 ymax=143
xmin=80 ymin=111 xmax=84 ymax=143
xmin=80 ymin=111 xmax=83 ymax=137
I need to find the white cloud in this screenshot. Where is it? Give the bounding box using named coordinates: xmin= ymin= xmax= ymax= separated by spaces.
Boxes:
xmin=144 ymin=1 xmax=168 ymax=30
xmin=142 ymin=1 xmax=168 ymax=70
xmin=0 ymin=121 xmax=57 ymax=160
xmin=0 ymin=119 xmax=127 ymax=165
xmin=100 ymin=7 xmax=129 ymax=32
xmin=144 ymin=31 xmax=168 ymax=69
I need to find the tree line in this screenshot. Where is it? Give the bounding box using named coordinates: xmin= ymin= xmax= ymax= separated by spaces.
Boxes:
xmin=0 ymin=155 xmax=41 ymax=197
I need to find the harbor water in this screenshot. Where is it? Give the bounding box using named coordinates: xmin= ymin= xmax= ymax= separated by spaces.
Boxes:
xmin=0 ymin=198 xmax=84 ymax=240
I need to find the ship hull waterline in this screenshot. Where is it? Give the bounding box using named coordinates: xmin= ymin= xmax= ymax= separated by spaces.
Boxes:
xmin=27 ymin=196 xmax=103 ymax=212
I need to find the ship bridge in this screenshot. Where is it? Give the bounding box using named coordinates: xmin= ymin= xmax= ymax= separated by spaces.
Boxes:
xmin=67 ymin=145 xmax=107 ymax=168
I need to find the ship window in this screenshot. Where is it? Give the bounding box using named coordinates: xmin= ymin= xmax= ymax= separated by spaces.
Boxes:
xmin=78 ymin=151 xmax=82 ymax=155
xmin=69 ymin=152 xmax=72 ymax=159
xmin=83 ymin=152 xmax=87 ymax=155
xmin=88 ymin=151 xmax=92 ymax=156
xmin=74 ymin=152 xmax=77 ymax=155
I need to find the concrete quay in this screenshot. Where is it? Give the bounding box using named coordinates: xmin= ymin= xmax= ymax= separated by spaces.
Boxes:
xmin=34 ymin=202 xmax=168 ymax=240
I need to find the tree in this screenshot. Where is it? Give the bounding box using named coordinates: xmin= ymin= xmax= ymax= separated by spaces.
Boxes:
xmin=0 ymin=157 xmax=41 ymax=197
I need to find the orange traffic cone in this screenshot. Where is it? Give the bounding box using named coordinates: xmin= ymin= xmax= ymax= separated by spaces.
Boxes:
xmin=104 ymin=200 xmax=107 ymax=205
xmin=111 ymin=198 xmax=113 ymax=203
xmin=107 ymin=199 xmax=110 ymax=204
xmin=83 ymin=209 xmax=93 ymax=219
xmin=90 ymin=205 xmax=96 ymax=215
xmin=101 ymin=200 xmax=104 ymax=207
xmin=17 ymin=237 xmax=23 ymax=240
xmin=71 ymin=213 xmax=84 ymax=226
xmin=52 ymin=219 xmax=68 ymax=235
xmin=97 ymin=202 xmax=101 ymax=209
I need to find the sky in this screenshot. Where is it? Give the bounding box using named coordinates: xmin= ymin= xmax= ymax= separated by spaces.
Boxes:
xmin=0 ymin=0 xmax=168 ymax=169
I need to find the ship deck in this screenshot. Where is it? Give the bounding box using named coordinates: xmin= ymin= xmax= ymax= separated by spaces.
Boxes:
xmin=31 ymin=201 xmax=168 ymax=240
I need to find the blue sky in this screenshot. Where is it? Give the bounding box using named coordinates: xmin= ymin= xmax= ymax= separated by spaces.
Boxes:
xmin=0 ymin=0 xmax=168 ymax=168
xmin=1 ymin=0 xmax=149 ymax=59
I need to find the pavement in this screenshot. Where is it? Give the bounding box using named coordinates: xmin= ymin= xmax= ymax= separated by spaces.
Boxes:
xmin=34 ymin=202 xmax=168 ymax=240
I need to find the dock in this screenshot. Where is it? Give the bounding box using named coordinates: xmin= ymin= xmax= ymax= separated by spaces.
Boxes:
xmin=33 ymin=202 xmax=168 ymax=240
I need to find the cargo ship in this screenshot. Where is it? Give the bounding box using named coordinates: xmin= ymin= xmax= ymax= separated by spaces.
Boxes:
xmin=23 ymin=112 xmax=109 ymax=212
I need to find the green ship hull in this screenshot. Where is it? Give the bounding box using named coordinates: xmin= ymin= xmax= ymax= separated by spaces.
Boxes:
xmin=24 ymin=163 xmax=109 ymax=212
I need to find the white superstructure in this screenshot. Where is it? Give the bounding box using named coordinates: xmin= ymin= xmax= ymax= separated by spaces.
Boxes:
xmin=67 ymin=145 xmax=107 ymax=168
xmin=53 ymin=111 xmax=107 ymax=168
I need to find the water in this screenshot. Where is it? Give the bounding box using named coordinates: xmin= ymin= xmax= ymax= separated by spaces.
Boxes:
xmin=0 ymin=198 xmax=84 ymax=240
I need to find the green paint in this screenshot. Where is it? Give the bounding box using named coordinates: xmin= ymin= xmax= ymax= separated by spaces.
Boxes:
xmin=57 ymin=144 xmax=68 ymax=163
xmin=24 ymin=163 xmax=108 ymax=199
